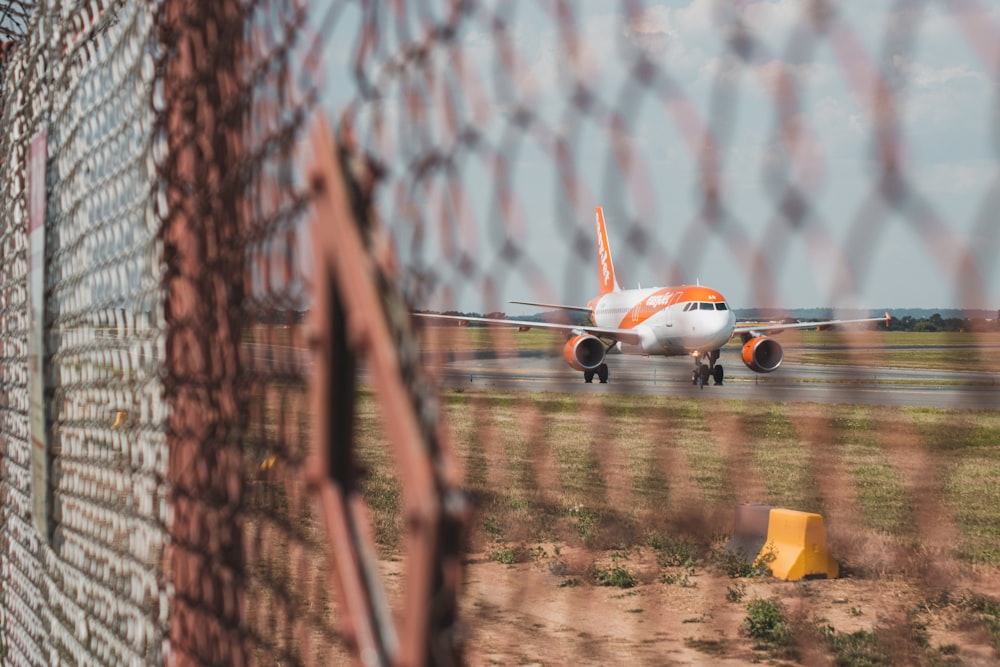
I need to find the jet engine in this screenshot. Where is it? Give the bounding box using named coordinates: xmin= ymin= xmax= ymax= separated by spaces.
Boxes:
xmin=741 ymin=336 xmax=783 ymax=373
xmin=563 ymin=334 xmax=606 ymax=371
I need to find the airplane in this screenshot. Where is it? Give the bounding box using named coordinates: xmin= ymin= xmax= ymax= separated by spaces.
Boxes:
xmin=416 ymin=207 xmax=890 ymax=386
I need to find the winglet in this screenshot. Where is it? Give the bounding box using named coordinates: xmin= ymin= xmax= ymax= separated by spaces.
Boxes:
xmin=595 ymin=207 xmax=622 ymax=295
xmin=885 ymin=311 xmax=892 ymax=328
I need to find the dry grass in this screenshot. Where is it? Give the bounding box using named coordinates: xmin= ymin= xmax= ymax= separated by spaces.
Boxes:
xmin=355 ymin=387 xmax=1000 ymax=567
xmin=780 ymin=330 xmax=1000 ymax=372
xmin=418 ymin=325 xmax=563 ymax=354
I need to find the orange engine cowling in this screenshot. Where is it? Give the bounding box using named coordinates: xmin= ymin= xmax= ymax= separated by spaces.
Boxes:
xmin=563 ymin=334 xmax=606 ymax=371
xmin=741 ymin=336 xmax=783 ymax=373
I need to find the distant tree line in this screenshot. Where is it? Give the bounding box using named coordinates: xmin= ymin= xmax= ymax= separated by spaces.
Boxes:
xmin=884 ymin=313 xmax=999 ymax=333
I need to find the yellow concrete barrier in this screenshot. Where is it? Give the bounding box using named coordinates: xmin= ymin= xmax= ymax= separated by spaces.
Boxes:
xmin=757 ymin=508 xmax=838 ymax=581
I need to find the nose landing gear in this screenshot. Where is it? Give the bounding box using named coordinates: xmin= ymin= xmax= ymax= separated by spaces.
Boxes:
xmin=691 ymin=350 xmax=723 ymax=387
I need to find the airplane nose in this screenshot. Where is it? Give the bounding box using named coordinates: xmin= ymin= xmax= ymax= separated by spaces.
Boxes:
xmin=687 ymin=311 xmax=731 ymax=347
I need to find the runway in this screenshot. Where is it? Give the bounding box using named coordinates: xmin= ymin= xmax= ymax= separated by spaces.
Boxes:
xmin=424 ymin=348 xmax=1000 ymax=410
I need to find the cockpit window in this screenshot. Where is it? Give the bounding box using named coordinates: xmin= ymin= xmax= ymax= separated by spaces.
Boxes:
xmin=684 ymin=301 xmax=728 ymax=311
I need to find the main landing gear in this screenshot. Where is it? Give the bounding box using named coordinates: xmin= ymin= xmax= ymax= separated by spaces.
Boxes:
xmin=584 ymin=363 xmax=610 ymax=384
xmin=691 ymin=350 xmax=723 ymax=388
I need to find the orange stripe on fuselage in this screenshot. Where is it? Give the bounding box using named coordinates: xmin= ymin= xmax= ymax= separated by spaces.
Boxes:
xmin=609 ymin=285 xmax=727 ymax=329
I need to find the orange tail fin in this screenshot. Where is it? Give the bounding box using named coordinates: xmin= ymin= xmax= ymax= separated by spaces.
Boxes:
xmin=595 ymin=207 xmax=622 ymax=295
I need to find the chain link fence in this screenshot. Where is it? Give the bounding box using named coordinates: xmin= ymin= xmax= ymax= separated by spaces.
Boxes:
xmin=1 ymin=1 xmax=168 ymax=663
xmin=1 ymin=1 xmax=999 ymax=665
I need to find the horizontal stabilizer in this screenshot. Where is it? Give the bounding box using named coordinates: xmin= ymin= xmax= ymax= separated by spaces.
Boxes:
xmin=509 ymin=300 xmax=592 ymax=313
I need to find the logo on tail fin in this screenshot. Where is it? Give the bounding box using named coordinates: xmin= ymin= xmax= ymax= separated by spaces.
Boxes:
xmin=595 ymin=207 xmax=622 ymax=295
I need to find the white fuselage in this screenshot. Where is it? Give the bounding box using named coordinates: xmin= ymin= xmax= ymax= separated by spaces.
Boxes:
xmin=591 ymin=286 xmax=737 ymax=356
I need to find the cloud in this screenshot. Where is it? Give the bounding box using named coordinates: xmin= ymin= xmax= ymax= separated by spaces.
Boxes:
xmin=892 ymin=55 xmax=986 ymax=89
xmin=915 ymin=160 xmax=996 ymax=196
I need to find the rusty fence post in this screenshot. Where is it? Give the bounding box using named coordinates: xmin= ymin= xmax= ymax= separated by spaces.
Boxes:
xmin=158 ymin=0 xmax=248 ymax=664
xmin=305 ymin=116 xmax=468 ymax=667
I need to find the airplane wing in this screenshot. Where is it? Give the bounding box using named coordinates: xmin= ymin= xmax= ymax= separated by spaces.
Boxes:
xmin=733 ymin=312 xmax=891 ymax=337
xmin=508 ymin=300 xmax=593 ymax=313
xmin=413 ymin=312 xmax=644 ymax=346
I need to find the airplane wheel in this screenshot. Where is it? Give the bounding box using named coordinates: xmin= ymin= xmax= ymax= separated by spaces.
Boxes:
xmin=700 ymin=365 xmax=711 ymax=384
xmin=584 ymin=369 xmax=595 ymax=383
xmin=691 ymin=369 xmax=699 ymax=385
xmin=713 ymin=365 xmax=724 ymax=385
xmin=597 ymin=363 xmax=609 ymax=384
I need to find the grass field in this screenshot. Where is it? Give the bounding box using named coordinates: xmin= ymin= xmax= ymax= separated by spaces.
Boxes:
xmin=420 ymin=325 xmax=1000 ymax=373
xmin=354 ymin=382 xmax=1000 ymax=663
xmin=357 ymin=388 xmax=1000 ymax=565
xmin=783 ymin=330 xmax=1000 ymax=373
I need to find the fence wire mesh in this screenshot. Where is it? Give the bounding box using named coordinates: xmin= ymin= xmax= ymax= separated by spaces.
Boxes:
xmin=0 ymin=1 xmax=999 ymax=666
xmin=0 ymin=1 xmax=168 ymax=664
xmin=324 ymin=1 xmax=1000 ymax=664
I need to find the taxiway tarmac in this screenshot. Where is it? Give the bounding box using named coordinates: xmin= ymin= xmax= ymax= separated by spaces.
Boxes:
xmin=425 ymin=349 xmax=1000 ymax=410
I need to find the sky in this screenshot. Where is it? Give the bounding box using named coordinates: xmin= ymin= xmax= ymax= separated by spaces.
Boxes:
xmin=316 ymin=1 xmax=1000 ymax=313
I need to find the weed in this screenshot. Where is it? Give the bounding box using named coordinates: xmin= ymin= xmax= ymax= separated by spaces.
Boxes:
xmin=906 ymin=606 xmax=963 ymax=666
xmin=594 ymin=566 xmax=637 ymax=588
xmin=925 ymin=642 xmax=962 ymax=667
xmin=726 ymin=582 xmax=747 ymax=603
xmin=819 ymin=625 xmax=890 ymax=666
xmin=754 ymin=542 xmax=777 ymax=573
xmin=593 ymin=561 xmax=637 ymax=588
xmin=661 ymin=566 xmax=697 ymax=588
xmin=558 ymin=578 xmax=579 ymax=588
xmin=570 ymin=505 xmax=600 ymax=543
xmin=926 ymin=645 xmax=962 ymax=667
xmin=647 ymin=532 xmax=698 ymax=568
xmin=716 ymin=542 xmax=775 ymax=578
xmin=482 ymin=514 xmax=503 ymax=540
xmin=909 ymin=616 xmax=931 ymax=649
xmin=965 ymin=594 xmax=1000 ymax=649
xmin=493 ymin=548 xmax=518 ymax=565
xmin=743 ymin=598 xmax=791 ymax=648
xmin=716 ymin=550 xmax=750 ymax=578
xmin=491 ymin=545 xmax=527 ymax=565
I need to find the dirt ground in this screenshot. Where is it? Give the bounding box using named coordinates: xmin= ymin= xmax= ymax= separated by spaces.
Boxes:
xmin=379 ymin=545 xmax=1000 ymax=666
